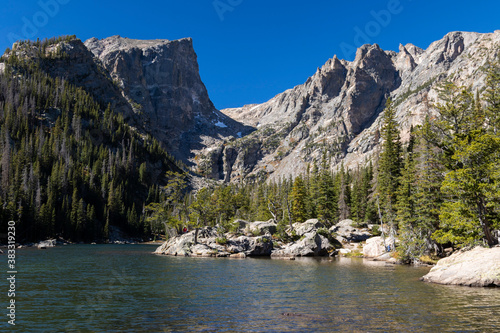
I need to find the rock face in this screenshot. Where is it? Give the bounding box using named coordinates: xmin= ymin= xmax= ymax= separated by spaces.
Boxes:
xmin=84 ymin=36 xmax=252 ymax=166
xmin=37 ymin=239 xmax=56 ymax=249
xmin=293 ymin=219 xmax=325 ymax=237
xmin=5 ymin=36 xmax=252 ymax=176
xmin=6 ymin=32 xmax=498 ymax=183
xmin=421 ymin=246 xmax=500 ymax=287
xmin=242 ymin=220 xmax=277 ymax=236
xmin=215 ymin=31 xmax=500 ymax=182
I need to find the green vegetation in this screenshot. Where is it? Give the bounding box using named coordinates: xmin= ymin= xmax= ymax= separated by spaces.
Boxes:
xmin=0 ymin=40 xmax=182 ymax=242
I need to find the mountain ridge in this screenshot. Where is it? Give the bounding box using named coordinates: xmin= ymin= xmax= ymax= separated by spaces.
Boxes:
xmin=214 ymin=30 xmax=500 ymax=182
xmin=2 ymin=31 xmax=498 ymax=184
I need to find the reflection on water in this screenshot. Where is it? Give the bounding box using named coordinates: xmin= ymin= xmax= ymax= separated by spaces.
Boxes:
xmin=12 ymin=245 xmax=500 ymax=332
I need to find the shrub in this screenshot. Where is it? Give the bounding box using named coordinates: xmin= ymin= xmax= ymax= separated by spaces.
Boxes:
xmin=216 ymin=237 xmax=228 ymax=245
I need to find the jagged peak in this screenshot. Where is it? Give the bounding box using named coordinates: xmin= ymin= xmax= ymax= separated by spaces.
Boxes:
xmin=353 ymin=43 xmax=385 ymax=63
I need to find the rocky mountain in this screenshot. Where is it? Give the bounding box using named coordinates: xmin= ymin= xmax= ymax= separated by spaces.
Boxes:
xmin=84 ymin=36 xmax=252 ymax=169
xmin=3 ymin=36 xmax=252 ymax=176
xmin=4 ymin=32 xmax=498 ymax=184
xmin=214 ymin=31 xmax=500 ymax=182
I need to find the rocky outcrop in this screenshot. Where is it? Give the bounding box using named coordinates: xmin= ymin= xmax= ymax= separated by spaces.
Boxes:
xmin=271 ymin=231 xmax=334 ymax=258
xmin=4 ymin=36 xmax=253 ymax=176
xmin=362 ymin=236 xmax=388 ymax=258
xmin=241 ymin=220 xmax=277 ymax=236
xmin=6 ymin=32 xmax=498 ymax=184
xmin=330 ymin=219 xmax=372 ymax=243
xmin=36 ymin=239 xmax=56 ymax=249
xmin=271 ymin=220 xmax=340 ymax=258
xmin=293 ymin=219 xmax=325 ymax=237
xmin=216 ymin=31 xmax=500 ymax=182
xmin=154 ymin=227 xmax=273 ymax=257
xmin=421 ymin=246 xmax=500 ymax=287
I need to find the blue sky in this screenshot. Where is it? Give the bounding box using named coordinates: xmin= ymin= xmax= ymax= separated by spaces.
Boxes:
xmin=0 ymin=0 xmax=498 ymax=109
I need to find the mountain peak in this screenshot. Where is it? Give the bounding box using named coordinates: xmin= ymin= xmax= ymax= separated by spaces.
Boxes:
xmin=218 ymin=31 xmax=500 ymax=182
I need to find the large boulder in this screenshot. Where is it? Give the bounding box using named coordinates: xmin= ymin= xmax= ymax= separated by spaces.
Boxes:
xmin=228 ymin=235 xmax=274 ymax=256
xmin=331 ymin=219 xmax=372 ymax=242
xmin=362 ymin=236 xmax=394 ymax=258
xmin=37 ymin=239 xmax=56 ymax=249
xmin=421 ymin=246 xmax=500 ymax=287
xmin=271 ymin=232 xmax=333 ymax=257
xmin=292 ymin=219 xmax=325 ymax=237
xmin=154 ymin=232 xmax=195 ymax=256
xmin=244 ymin=220 xmax=277 ymax=235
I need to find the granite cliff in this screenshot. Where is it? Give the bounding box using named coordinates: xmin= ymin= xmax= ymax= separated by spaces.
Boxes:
xmin=215 ymin=31 xmax=500 ymax=182
xmin=3 ymin=36 xmax=252 ymax=177
xmin=84 ymin=36 xmax=252 ymax=169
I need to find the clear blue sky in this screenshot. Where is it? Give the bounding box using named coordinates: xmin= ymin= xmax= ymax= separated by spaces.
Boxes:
xmin=0 ymin=0 xmax=498 ymax=109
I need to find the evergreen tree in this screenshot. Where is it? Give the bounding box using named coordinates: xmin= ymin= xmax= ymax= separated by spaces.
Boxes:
xmin=291 ymin=176 xmax=307 ymax=223
xmin=317 ymin=154 xmax=336 ymax=225
xmin=376 ymin=98 xmax=402 ymax=250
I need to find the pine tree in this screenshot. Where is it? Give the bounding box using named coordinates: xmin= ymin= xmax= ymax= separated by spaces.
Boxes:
xmin=291 ymin=176 xmax=307 ymax=223
xmin=376 ymin=98 xmax=402 ymax=250
xmin=337 ymin=164 xmax=350 ymax=221
xmin=317 ymin=155 xmax=336 ymax=225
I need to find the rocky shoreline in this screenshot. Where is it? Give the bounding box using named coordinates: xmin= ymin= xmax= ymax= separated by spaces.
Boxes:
xmin=154 ymin=219 xmax=388 ymax=259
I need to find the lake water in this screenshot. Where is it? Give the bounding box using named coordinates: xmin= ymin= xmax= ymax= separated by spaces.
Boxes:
xmin=5 ymin=244 xmax=500 ymax=332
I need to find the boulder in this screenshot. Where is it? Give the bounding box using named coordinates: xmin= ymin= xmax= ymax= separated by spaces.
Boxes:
xmin=421 ymin=246 xmax=500 ymax=287
xmin=331 ymin=219 xmax=372 ymax=242
xmin=292 ymin=219 xmax=325 ymax=237
xmin=362 ymin=236 xmax=394 ymax=258
xmin=228 ymin=235 xmax=273 ymax=256
xmin=154 ymin=232 xmax=194 ymax=256
xmin=37 ymin=239 xmax=56 ymax=249
xmin=230 ymin=253 xmax=246 ymax=259
xmin=191 ymin=244 xmax=217 ymax=257
xmin=271 ymin=231 xmax=333 ymax=257
xmin=244 ymin=220 xmax=277 ymax=235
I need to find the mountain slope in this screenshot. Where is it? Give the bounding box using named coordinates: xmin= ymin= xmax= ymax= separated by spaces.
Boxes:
xmin=217 ymin=31 xmax=500 ymax=182
xmin=84 ymin=36 xmax=253 ymax=170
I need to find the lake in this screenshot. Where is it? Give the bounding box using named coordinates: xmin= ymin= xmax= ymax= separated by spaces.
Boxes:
xmin=6 ymin=244 xmax=500 ymax=332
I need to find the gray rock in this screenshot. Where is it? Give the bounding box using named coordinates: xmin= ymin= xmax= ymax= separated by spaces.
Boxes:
xmin=228 ymin=235 xmax=273 ymax=256
xmin=292 ymin=219 xmax=325 ymax=237
xmin=84 ymin=36 xmax=252 ymax=173
xmin=218 ymin=31 xmax=500 ymax=182
xmin=244 ymin=220 xmax=277 ymax=235
xmin=271 ymin=232 xmax=332 ymax=257
xmin=37 ymin=239 xmax=56 ymax=249
xmin=421 ymin=246 xmax=500 ymax=287
xmin=362 ymin=236 xmax=396 ymax=258
xmin=331 ymin=219 xmax=372 ymax=242
xmin=155 ymin=232 xmax=194 ymax=256
xmin=154 ymin=227 xmax=273 ymax=257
